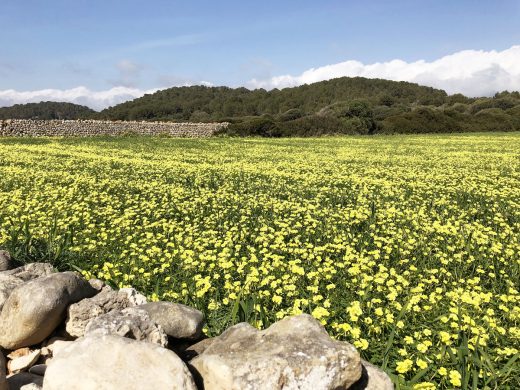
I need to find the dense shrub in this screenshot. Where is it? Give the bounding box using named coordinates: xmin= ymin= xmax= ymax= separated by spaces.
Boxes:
xmin=380 ymin=107 xmax=463 ymax=134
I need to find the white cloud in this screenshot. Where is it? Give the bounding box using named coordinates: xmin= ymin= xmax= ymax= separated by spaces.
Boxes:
xmin=249 ymin=45 xmax=520 ymax=97
xmin=0 ymin=86 xmax=158 ymax=111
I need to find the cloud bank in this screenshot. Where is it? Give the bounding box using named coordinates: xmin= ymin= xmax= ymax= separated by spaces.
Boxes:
xmin=0 ymin=86 xmax=159 ymax=111
xmin=1 ymin=46 xmax=519 ymax=110
xmin=249 ymin=45 xmax=520 ymax=97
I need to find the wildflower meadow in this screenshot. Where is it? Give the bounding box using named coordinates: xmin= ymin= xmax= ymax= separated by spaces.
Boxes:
xmin=0 ymin=133 xmax=518 ymax=389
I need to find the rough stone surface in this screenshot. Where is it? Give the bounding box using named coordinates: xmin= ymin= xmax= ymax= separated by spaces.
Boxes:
xmin=0 ymin=351 xmax=7 ymax=390
xmin=0 ymin=119 xmax=228 ymax=138
xmin=65 ymin=289 xmax=132 ymax=337
xmin=0 ymin=272 xmax=97 ymax=349
xmin=43 ymin=334 xmax=197 ymax=390
xmin=7 ymin=350 xmax=41 ymax=374
xmin=2 ymin=263 xmax=54 ymax=281
xmin=138 ymin=301 xmax=204 ymax=340
xmin=85 ymin=307 xmax=168 ymax=347
xmin=191 ymin=314 xmax=361 ymax=390
xmin=120 ymin=288 xmax=147 ymax=306
xmin=6 ymin=372 xmax=43 ymax=390
xmin=19 ymin=384 xmax=42 ymax=390
xmin=87 ymin=278 xmax=108 ymax=292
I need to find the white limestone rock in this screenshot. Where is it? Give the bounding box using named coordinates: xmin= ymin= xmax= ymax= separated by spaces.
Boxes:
xmin=84 ymin=307 xmax=168 ymax=347
xmin=42 ymin=334 xmax=197 ymax=390
xmin=138 ymin=301 xmax=204 ymax=340
xmin=190 ymin=314 xmax=361 ymax=390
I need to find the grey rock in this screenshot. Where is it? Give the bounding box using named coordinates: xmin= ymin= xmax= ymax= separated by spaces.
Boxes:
xmin=85 ymin=307 xmax=168 ymax=347
xmin=0 ymin=351 xmax=7 ymax=390
xmin=190 ymin=314 xmax=361 ymax=390
xmin=7 ymin=372 xmax=43 ymax=390
xmin=138 ymin=302 xmax=204 ymax=340
xmin=350 ymin=360 xmax=394 ymax=390
xmin=0 ymin=272 xmax=97 ymax=349
xmin=43 ymin=334 xmax=197 ymax=390
xmin=65 ymin=289 xmax=132 ymax=337
xmin=0 ymin=274 xmax=24 ymax=311
xmin=0 ymin=250 xmax=21 ymax=272
xmin=0 ymin=263 xmax=55 ymax=311
xmin=28 ymin=365 xmax=46 ymax=377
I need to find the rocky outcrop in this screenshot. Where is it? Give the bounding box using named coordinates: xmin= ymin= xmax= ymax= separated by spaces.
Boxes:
xmin=84 ymin=307 xmax=168 ymax=347
xmin=0 ymin=250 xmax=393 ymax=389
xmin=190 ymin=315 xmax=362 ymax=390
xmin=43 ymin=335 xmax=197 ymax=390
xmin=65 ymin=289 xmax=133 ymax=337
xmin=0 ymin=272 xmax=97 ymax=349
xmin=0 ymin=119 xmax=228 ymax=138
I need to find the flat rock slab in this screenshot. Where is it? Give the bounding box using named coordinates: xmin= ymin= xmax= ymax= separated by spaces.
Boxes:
xmin=8 ymin=350 xmax=41 ymax=374
xmin=85 ymin=307 xmax=168 ymax=347
xmin=138 ymin=301 xmax=204 ymax=340
xmin=190 ymin=314 xmax=361 ymax=390
xmin=0 ymin=272 xmax=97 ymax=349
xmin=43 ymin=334 xmax=197 ymax=390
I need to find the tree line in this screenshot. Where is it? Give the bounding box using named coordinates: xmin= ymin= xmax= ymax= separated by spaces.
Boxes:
xmin=1 ymin=77 xmax=519 ymax=136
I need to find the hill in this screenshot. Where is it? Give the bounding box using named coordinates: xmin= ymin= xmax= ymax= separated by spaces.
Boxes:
xmin=97 ymin=77 xmax=520 ymax=136
xmin=0 ymin=101 xmax=95 ymax=120
xmin=98 ymin=77 xmax=450 ymax=121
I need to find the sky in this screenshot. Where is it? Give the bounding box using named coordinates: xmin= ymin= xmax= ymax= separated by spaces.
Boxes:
xmin=1 ymin=0 xmax=520 ymax=110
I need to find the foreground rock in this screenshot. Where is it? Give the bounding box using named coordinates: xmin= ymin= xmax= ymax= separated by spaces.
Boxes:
xmin=43 ymin=335 xmax=197 ymax=390
xmin=65 ymin=289 xmax=133 ymax=337
xmin=0 ymin=272 xmax=97 ymax=349
xmin=84 ymin=307 xmax=168 ymax=347
xmin=350 ymin=360 xmax=394 ymax=390
xmin=190 ymin=314 xmax=361 ymax=390
xmin=0 ymin=263 xmax=55 ymax=311
xmin=138 ymin=302 xmax=204 ymax=340
xmin=0 ymin=351 xmax=7 ymax=390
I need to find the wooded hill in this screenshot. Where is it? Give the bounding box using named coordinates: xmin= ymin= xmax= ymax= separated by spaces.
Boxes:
xmin=2 ymin=77 xmax=520 ymax=136
xmin=0 ymin=101 xmax=95 ymax=120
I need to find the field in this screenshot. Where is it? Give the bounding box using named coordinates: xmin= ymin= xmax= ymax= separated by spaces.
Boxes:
xmin=0 ymin=133 xmax=519 ymax=389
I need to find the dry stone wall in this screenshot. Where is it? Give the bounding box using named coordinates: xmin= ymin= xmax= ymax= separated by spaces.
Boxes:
xmin=0 ymin=119 xmax=228 ymax=138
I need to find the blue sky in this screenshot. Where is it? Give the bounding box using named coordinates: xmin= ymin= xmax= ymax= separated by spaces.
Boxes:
xmin=1 ymin=0 xmax=520 ymax=109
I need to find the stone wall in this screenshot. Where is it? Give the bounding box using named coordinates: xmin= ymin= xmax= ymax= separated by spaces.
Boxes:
xmin=0 ymin=119 xmax=228 ymax=138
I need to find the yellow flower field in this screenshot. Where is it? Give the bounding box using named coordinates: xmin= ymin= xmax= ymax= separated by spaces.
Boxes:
xmin=0 ymin=134 xmax=519 ymax=388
